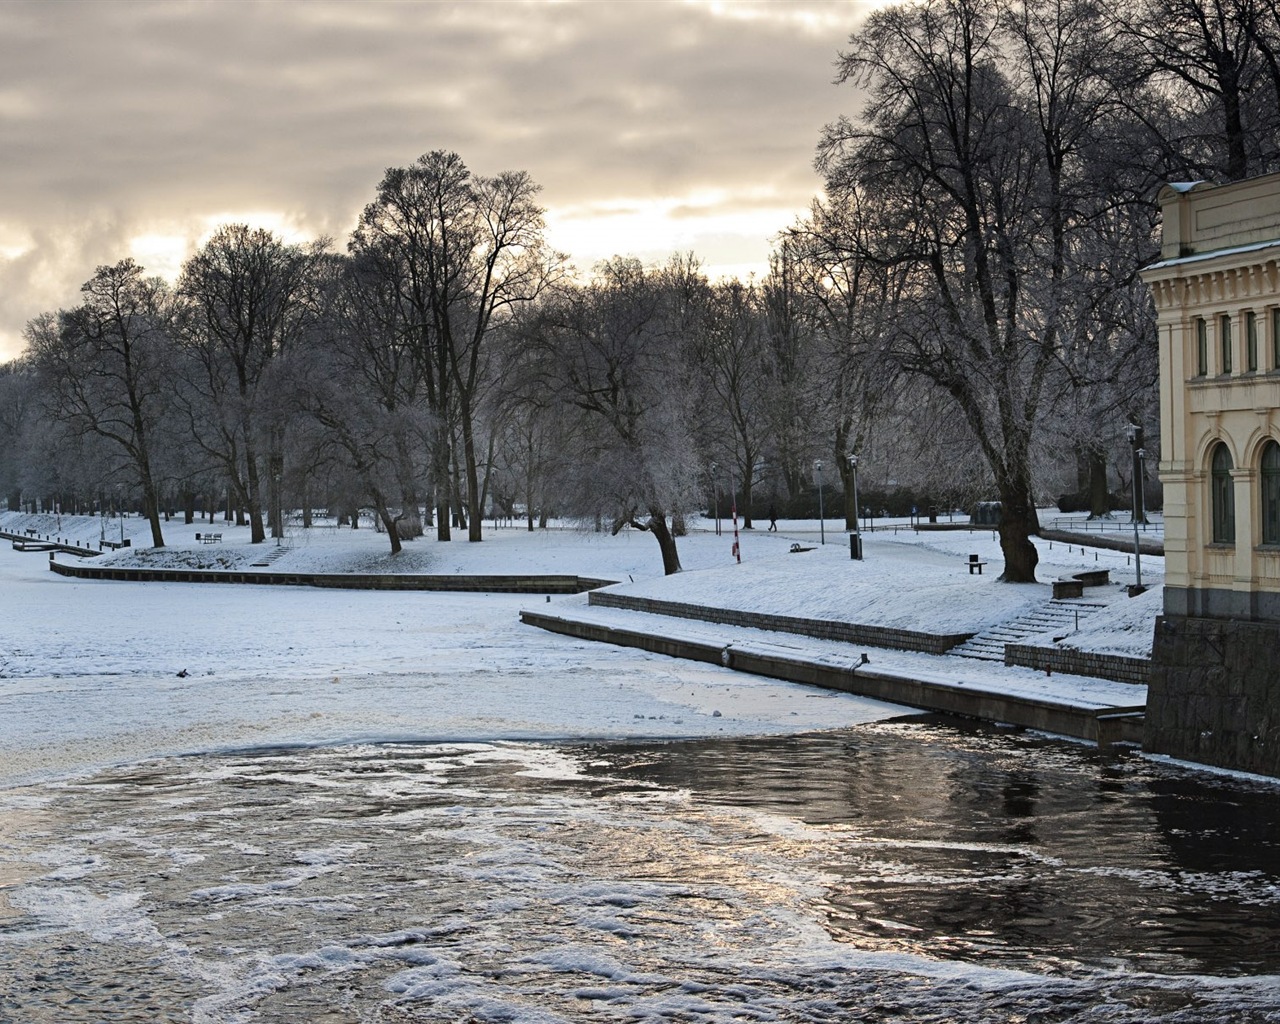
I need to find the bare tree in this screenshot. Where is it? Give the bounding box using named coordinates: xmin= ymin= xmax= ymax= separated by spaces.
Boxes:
xmin=351 ymin=150 xmax=563 ymax=543
xmin=1114 ymin=0 xmax=1280 ymax=180
xmin=177 ymin=225 xmax=323 ymax=544
xmin=818 ymin=0 xmax=1140 ymax=581
xmin=688 ymin=279 xmax=774 ymax=528
xmin=526 ymin=258 xmax=700 ymax=575
xmin=27 ymin=261 xmax=174 ymax=547
xmin=0 ymin=357 xmax=38 ymax=512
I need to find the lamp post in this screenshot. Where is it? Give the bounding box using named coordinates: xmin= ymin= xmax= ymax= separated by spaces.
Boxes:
xmin=1126 ymin=424 xmax=1146 ymax=595
xmin=848 ymin=453 xmax=863 ymax=560
xmin=815 ymin=459 xmax=825 ymax=545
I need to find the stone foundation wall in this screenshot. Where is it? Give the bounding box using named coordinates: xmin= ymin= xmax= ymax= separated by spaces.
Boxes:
xmin=1146 ymin=615 xmax=1280 ymax=777
xmin=47 ymin=559 xmax=613 ymax=593
xmin=1003 ymin=644 xmax=1151 ymax=685
xmin=587 ymin=591 xmax=972 ymax=655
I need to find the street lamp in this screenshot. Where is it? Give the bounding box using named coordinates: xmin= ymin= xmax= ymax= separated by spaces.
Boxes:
xmin=1125 ymin=424 xmax=1146 ymax=595
xmin=848 ymin=453 xmax=863 ymax=560
xmin=815 ymin=459 xmax=825 ymax=545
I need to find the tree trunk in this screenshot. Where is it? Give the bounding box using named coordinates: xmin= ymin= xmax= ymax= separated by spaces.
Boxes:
xmin=1088 ymin=447 xmax=1109 ymax=519
xmin=463 ymin=417 xmax=483 ymax=542
xmin=996 ymin=480 xmax=1040 ymax=583
xmin=434 ymin=444 xmax=451 ymax=542
xmin=646 ymin=507 xmax=682 ymax=575
xmin=140 ymin=471 xmax=165 ymax=548
xmin=245 ymin=443 xmax=266 ymax=543
xmin=373 ymin=500 xmax=402 ymax=554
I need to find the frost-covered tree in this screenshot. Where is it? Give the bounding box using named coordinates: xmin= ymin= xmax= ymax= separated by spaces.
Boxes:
xmin=525 ymin=258 xmax=701 ymax=575
xmin=351 ymin=150 xmax=563 ymax=543
xmin=27 ymin=261 xmax=174 ymax=547
xmin=177 ymin=225 xmax=324 ymax=544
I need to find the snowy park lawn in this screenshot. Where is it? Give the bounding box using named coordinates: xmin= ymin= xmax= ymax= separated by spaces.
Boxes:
xmin=3 ymin=508 xmax=1163 ymax=658
xmin=0 ymin=509 xmax=1159 ymax=789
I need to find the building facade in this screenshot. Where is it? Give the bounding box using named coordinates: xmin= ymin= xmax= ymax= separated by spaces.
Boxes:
xmin=1141 ymin=172 xmax=1280 ymax=776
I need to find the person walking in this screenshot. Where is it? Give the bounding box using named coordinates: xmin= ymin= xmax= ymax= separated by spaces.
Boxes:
xmin=768 ymin=505 xmax=778 ymax=531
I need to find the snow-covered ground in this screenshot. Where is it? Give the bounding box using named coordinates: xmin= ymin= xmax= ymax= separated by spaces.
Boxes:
xmin=0 ymin=510 xmax=1161 ymax=790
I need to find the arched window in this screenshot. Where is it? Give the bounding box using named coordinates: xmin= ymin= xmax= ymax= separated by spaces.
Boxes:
xmin=1262 ymin=442 xmax=1280 ymax=546
xmin=1212 ymin=443 xmax=1236 ymax=544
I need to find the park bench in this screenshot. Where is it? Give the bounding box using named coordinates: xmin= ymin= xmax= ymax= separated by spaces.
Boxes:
xmin=101 ymin=538 xmax=131 ymax=550
xmin=967 ymin=553 xmax=988 ymax=574
xmin=196 ymin=532 xmax=223 ymax=544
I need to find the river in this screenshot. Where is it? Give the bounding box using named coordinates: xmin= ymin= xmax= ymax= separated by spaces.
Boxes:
xmin=3 ymin=718 xmax=1279 ymax=1022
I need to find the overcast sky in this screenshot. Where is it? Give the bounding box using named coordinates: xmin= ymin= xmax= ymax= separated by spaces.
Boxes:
xmin=0 ymin=0 xmax=878 ymax=361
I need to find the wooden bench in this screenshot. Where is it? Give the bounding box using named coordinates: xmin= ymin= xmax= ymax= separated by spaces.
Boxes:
xmin=197 ymin=532 xmax=223 ymax=544
xmin=101 ymin=538 xmax=132 ymax=550
xmin=967 ymin=553 xmax=988 ymax=574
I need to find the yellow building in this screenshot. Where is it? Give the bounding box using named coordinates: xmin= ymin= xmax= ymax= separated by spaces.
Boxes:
xmin=1141 ymin=172 xmax=1280 ymax=776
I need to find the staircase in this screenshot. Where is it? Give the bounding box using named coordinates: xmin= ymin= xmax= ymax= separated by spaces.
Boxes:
xmin=948 ymin=598 xmax=1107 ymax=662
xmin=248 ymin=545 xmax=291 ymax=568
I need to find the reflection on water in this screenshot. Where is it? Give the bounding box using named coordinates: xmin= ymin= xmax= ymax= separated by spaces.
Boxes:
xmin=586 ymin=719 xmax=1280 ymax=978
xmin=1 ymin=721 xmax=1279 ymax=1023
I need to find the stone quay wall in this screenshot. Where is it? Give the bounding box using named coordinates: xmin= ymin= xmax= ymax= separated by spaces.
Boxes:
xmin=587 ymin=591 xmax=972 ymax=655
xmin=1004 ymin=643 xmax=1151 ymax=686
xmin=1146 ymin=615 xmax=1280 ymax=777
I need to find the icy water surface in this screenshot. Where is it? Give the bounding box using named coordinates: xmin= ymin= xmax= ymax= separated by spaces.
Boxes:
xmin=2 ymin=721 xmax=1280 ymax=1022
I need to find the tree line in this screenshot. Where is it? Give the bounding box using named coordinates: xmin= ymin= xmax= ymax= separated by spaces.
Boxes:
xmin=2 ymin=0 xmax=1277 ymax=579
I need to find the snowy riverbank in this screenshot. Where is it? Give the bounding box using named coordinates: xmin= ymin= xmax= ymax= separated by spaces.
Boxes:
xmin=0 ymin=509 xmax=1161 ymax=788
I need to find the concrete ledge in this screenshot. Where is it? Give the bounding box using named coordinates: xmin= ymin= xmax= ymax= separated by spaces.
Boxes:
xmin=1004 ymin=643 xmax=1151 ymax=686
xmin=522 ymin=609 xmax=1144 ymax=745
xmin=47 ymin=559 xmax=614 ymax=593
xmin=1 ymin=529 xmax=101 ymax=557
xmin=588 ymin=591 xmax=972 ymax=655
xmin=1040 ymin=528 xmax=1164 ymax=556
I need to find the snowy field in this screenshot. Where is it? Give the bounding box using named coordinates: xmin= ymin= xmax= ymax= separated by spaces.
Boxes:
xmin=0 ymin=510 xmax=1164 ymax=783
xmin=0 ymin=508 xmax=1163 ymax=792
xmin=0 ymin=512 xmax=917 ymax=790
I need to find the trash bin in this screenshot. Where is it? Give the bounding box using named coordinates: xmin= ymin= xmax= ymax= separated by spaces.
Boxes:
xmin=850 ymin=533 xmax=863 ymax=560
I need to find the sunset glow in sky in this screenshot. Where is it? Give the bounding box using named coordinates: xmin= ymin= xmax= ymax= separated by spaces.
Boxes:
xmin=0 ymin=0 xmax=879 ymax=361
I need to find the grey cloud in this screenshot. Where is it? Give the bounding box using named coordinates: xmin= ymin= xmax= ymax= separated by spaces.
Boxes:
xmin=0 ymin=0 xmax=873 ymax=359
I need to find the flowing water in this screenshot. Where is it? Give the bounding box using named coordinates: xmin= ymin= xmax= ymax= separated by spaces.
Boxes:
xmin=2 ymin=719 xmax=1279 ymax=1022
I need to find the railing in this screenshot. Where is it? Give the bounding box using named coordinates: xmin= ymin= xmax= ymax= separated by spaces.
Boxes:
xmin=1046 ymin=515 xmax=1164 ymax=535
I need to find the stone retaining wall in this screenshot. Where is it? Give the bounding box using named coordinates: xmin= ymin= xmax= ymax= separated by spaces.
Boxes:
xmin=522 ymin=609 xmax=1145 ymax=746
xmin=588 ymin=591 xmax=972 ymax=655
xmin=47 ymin=559 xmax=613 ymax=594
xmin=1003 ymin=643 xmax=1151 ymax=686
xmin=1039 ymin=528 xmax=1164 ymax=556
xmin=1146 ymin=615 xmax=1280 ymax=777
